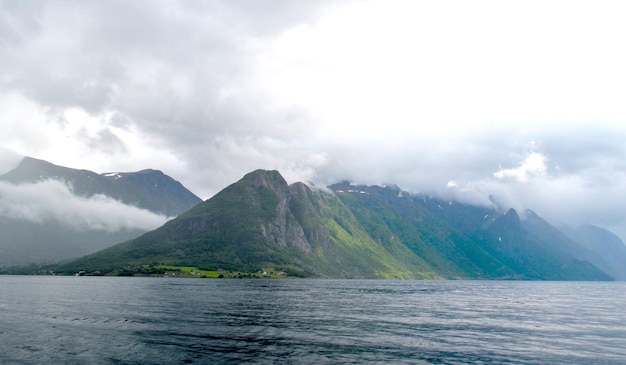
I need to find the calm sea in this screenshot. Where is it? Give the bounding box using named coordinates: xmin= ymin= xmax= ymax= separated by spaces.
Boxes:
xmin=1 ymin=277 xmax=625 ymax=364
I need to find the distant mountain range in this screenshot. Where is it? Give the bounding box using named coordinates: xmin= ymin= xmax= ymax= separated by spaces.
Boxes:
xmin=0 ymin=157 xmax=201 ymax=267
xmin=53 ymin=169 xmax=626 ymax=280
xmin=2 ymin=157 xmax=201 ymax=216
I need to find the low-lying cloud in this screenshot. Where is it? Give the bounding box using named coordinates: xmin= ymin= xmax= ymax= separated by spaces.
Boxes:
xmin=0 ymin=180 xmax=170 ymax=232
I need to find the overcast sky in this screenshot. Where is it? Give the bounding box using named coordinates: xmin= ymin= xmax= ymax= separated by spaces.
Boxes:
xmin=2 ymin=0 xmax=626 ymax=239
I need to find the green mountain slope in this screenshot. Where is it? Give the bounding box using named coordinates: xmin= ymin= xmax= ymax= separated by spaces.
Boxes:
xmin=58 ymin=170 xmax=432 ymax=278
xmin=421 ymin=198 xmax=613 ymax=280
xmin=55 ymin=170 xmax=615 ymax=280
xmin=329 ymin=183 xmax=514 ymax=279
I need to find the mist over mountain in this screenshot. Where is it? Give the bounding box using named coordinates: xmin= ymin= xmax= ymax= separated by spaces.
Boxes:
xmin=560 ymin=224 xmax=626 ymax=280
xmin=56 ymin=169 xmax=621 ymax=280
xmin=0 ymin=157 xmax=201 ymax=267
xmin=2 ymin=157 xmax=201 ymax=216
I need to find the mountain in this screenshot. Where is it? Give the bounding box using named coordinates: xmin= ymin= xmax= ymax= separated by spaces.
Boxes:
xmin=0 ymin=157 xmax=202 ymax=267
xmin=328 ymin=182 xmax=514 ymax=279
xmin=56 ymin=169 xmax=616 ymax=280
xmin=56 ymin=170 xmax=430 ymax=278
xmin=560 ymin=224 xmax=626 ymax=280
xmin=1 ymin=157 xmax=201 ymax=216
xmin=420 ymin=197 xmax=613 ymax=280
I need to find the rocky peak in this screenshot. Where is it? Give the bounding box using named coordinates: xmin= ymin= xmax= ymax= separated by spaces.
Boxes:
xmin=486 ymin=208 xmax=522 ymax=241
xmin=242 ymin=169 xmax=287 ymax=189
xmin=504 ymin=208 xmax=520 ymax=220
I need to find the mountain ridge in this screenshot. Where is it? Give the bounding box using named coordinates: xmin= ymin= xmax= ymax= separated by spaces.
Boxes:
xmin=59 ymin=169 xmax=428 ymax=278
xmin=2 ymin=157 xmax=202 ymax=216
xmin=53 ymin=169 xmax=621 ymax=280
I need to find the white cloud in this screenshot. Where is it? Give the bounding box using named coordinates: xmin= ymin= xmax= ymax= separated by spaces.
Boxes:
xmin=494 ymin=152 xmax=548 ymax=182
xmin=0 ymin=180 xmax=169 ymax=232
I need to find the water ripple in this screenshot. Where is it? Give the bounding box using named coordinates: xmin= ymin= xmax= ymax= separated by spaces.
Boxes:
xmin=1 ymin=277 xmax=625 ymax=364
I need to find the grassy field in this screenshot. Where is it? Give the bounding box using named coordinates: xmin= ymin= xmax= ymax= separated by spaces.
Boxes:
xmin=154 ymin=265 xmax=289 ymax=278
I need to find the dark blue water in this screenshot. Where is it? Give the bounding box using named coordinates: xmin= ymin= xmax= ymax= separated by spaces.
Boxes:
xmin=1 ymin=277 xmax=625 ymax=364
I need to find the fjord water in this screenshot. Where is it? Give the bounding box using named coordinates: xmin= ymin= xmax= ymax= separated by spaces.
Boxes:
xmin=1 ymin=277 xmax=625 ymax=364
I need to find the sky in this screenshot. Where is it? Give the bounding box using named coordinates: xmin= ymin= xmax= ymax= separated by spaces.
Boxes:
xmin=1 ymin=0 xmax=626 ymax=239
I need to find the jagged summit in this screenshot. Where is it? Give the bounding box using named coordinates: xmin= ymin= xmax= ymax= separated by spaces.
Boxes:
xmin=242 ymin=168 xmax=284 ymax=182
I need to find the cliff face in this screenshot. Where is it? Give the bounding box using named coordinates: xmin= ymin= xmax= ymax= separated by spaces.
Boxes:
xmin=245 ymin=170 xmax=311 ymax=253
